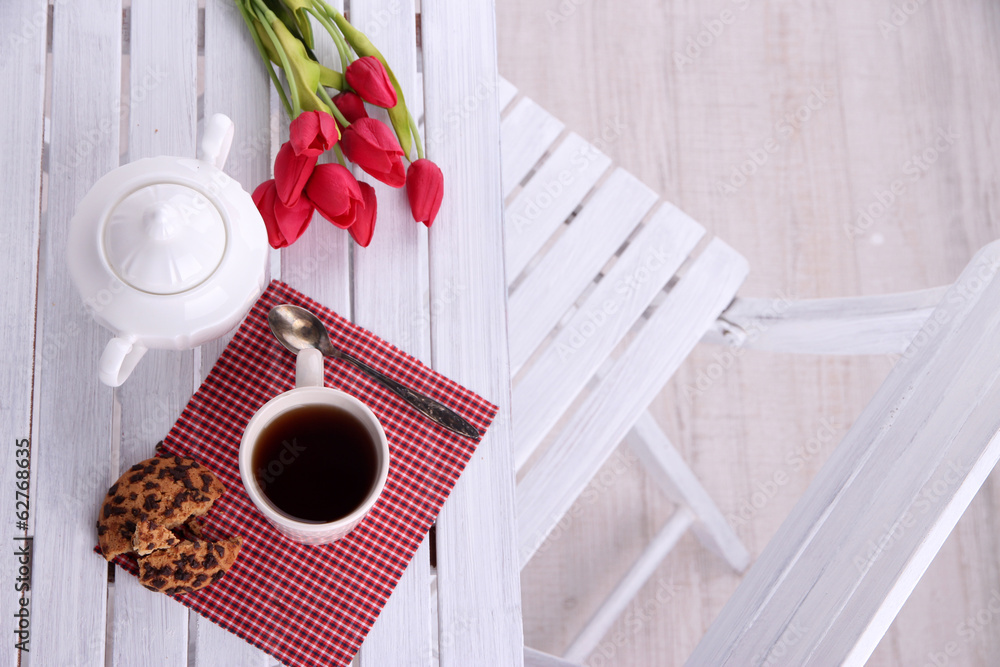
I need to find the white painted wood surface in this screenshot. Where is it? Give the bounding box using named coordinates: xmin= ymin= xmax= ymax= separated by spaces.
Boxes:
xmin=508 ymin=168 xmax=658 ymax=372
xmin=689 ymin=241 xmax=1000 ymax=666
xmin=518 ymin=239 xmax=749 ymax=566
xmin=504 ymin=131 xmax=612 ymax=283
xmin=524 ymin=647 xmax=581 ymax=667
xmin=8 ymin=0 xmax=519 ymax=665
xmin=196 ymin=1 xmax=275 ymax=664
xmin=0 ymin=2 xmax=46 ymax=666
xmin=705 ymin=287 xmax=947 ymax=355
xmin=501 ymin=98 xmax=565 ymax=197
xmin=422 ymin=0 xmax=525 ymax=664
xmin=111 ymin=4 xmax=198 ymax=666
xmin=349 ymin=1 xmax=433 ymax=664
xmin=30 ymin=2 xmax=121 ymax=665
xmin=512 ymin=203 xmax=705 ymax=469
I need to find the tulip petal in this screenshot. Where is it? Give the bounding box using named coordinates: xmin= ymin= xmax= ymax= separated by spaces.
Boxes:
xmin=252 ymin=179 xmax=314 ymax=248
xmin=341 ymin=118 xmax=406 ymax=188
xmin=348 ymin=183 xmax=378 ymax=247
xmin=406 ymin=159 xmax=444 ymax=227
xmin=345 ymin=56 xmax=398 ymax=108
xmin=274 ymin=142 xmax=318 ymax=206
xmin=306 ymin=163 xmax=365 ymax=229
xmin=289 ymin=110 xmax=339 ymax=157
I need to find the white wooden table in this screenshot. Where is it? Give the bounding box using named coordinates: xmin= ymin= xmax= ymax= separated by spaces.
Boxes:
xmin=2 ymin=1 xmax=524 ymax=665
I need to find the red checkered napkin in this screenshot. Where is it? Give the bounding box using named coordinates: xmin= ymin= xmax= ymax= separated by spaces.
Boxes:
xmin=107 ymin=280 xmax=496 ymax=666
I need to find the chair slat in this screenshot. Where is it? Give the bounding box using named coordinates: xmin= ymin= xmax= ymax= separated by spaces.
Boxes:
xmin=517 ymin=240 xmax=749 ymax=566
xmin=498 ymin=76 xmax=518 ymax=111
xmin=513 ymin=203 xmax=704 ymax=469
xmin=563 ymin=508 xmax=694 ymax=663
xmin=524 ymin=647 xmax=581 ymax=667
xmin=505 ymin=132 xmax=612 ymax=284
xmin=112 ymin=4 xmax=199 ymax=665
xmin=32 ymin=2 xmax=121 ymax=665
xmin=688 ymin=241 xmax=1000 ymax=666
xmin=501 ymin=97 xmax=565 ymax=197
xmin=508 ymin=169 xmax=658 ymax=373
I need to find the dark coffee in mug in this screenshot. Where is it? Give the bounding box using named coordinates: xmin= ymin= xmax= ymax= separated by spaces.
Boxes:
xmin=251 ymin=403 xmax=379 ymax=523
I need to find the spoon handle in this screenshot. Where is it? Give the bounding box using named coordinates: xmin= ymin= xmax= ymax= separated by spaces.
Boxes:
xmin=335 ymin=350 xmax=482 ymax=441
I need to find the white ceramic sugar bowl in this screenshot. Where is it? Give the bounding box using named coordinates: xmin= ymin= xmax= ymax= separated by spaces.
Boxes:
xmin=68 ymin=114 xmax=268 ymax=387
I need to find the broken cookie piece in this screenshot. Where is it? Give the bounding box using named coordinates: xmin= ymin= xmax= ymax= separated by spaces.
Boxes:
xmin=138 ymin=536 xmax=243 ymax=595
xmin=97 ymin=454 xmax=226 ymax=560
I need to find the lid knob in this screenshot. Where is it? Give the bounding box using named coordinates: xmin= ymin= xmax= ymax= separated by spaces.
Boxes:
xmin=143 ymin=202 xmax=179 ymax=241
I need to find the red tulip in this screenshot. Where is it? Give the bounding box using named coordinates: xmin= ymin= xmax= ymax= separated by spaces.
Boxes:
xmin=274 ymin=141 xmax=317 ymax=206
xmin=332 ymin=91 xmax=369 ymax=132
xmin=304 ymin=163 xmax=365 ymax=229
xmin=340 ymin=118 xmax=405 ymax=187
xmin=348 ymin=183 xmax=378 ymax=247
xmin=405 ymin=159 xmax=444 ymax=227
xmin=252 ymin=179 xmax=314 ymax=249
xmin=345 ymin=56 xmax=397 ymax=108
xmin=289 ymin=110 xmax=339 ymax=157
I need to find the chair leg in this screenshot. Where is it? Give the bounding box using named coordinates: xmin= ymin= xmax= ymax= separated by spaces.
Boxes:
xmin=524 ymin=647 xmax=582 ymax=667
xmin=625 ymin=413 xmax=751 ymax=572
xmin=562 ymin=507 xmax=694 ymax=663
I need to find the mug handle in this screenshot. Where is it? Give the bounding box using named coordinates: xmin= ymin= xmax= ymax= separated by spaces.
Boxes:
xmin=295 ymin=348 xmax=324 ymax=388
xmin=99 ymin=336 xmax=148 ymax=387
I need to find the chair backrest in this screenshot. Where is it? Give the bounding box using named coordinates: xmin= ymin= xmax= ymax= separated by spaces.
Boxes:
xmin=499 ymin=79 xmax=750 ymax=566
xmin=688 ymin=240 xmax=1000 ymax=666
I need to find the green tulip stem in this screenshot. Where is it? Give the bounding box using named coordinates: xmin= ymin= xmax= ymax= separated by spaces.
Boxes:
xmin=236 ymin=0 xmax=293 ymax=116
xmin=304 ymin=4 xmax=352 ymax=73
xmin=250 ymin=0 xmax=301 ymax=117
xmin=407 ymin=111 xmax=424 ymax=160
xmin=316 ymin=85 xmax=350 ymax=127
xmin=333 ymin=144 xmax=347 ymax=167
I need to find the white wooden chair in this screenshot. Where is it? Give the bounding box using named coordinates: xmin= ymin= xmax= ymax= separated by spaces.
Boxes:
xmin=500 ymin=77 xmax=1000 ymax=665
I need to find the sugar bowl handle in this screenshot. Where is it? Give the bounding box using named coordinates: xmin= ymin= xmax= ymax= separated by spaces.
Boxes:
xmin=99 ymin=335 xmax=148 ymax=387
xmin=198 ymin=113 xmax=234 ymax=170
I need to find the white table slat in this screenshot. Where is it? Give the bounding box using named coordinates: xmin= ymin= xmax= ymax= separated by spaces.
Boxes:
xmin=1 ymin=2 xmax=46 ymax=666
xmin=501 ymin=97 xmax=565 ymax=197
xmin=196 ymin=1 xmax=275 ymax=663
xmin=498 ymin=76 xmax=518 ymax=111
xmin=505 ymin=132 xmax=612 ymax=284
xmin=688 ymin=241 xmax=1000 ymax=666
xmin=279 ymin=0 xmax=351 ymax=315
xmin=508 ymin=168 xmax=658 ymax=373
xmin=512 ymin=203 xmax=704 ymax=470
xmin=517 ymin=239 xmax=749 ymax=566
xmin=348 ymin=0 xmax=433 ymax=664
xmin=625 ymin=414 xmax=750 ymax=571
xmin=112 ymin=3 xmax=199 ymax=665
xmin=32 ymin=2 xmax=122 ymax=665
xmin=422 ymin=1 xmax=524 ymax=664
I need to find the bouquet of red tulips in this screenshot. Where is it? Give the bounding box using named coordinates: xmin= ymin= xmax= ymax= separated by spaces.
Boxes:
xmin=236 ymin=0 xmax=443 ymax=248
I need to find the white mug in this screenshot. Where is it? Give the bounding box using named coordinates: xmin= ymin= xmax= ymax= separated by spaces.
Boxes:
xmin=239 ymin=348 xmax=390 ymax=545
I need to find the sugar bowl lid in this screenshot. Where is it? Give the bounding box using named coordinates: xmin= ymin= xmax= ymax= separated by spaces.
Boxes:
xmin=103 ymin=182 xmax=227 ymax=295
